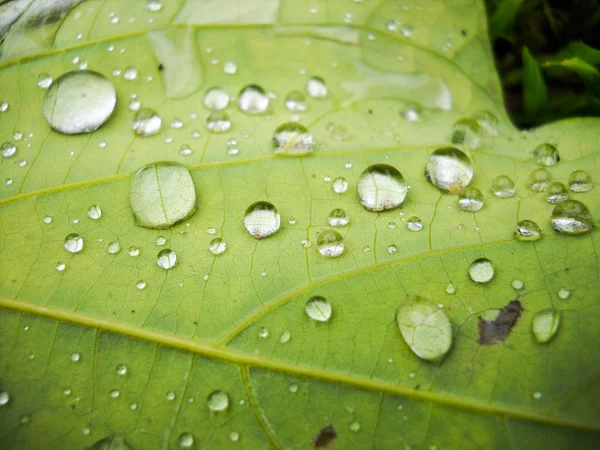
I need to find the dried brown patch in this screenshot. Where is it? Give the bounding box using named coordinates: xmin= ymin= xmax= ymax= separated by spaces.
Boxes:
xmin=313 ymin=425 xmax=337 ymax=448
xmin=478 ymin=300 xmax=523 ymax=345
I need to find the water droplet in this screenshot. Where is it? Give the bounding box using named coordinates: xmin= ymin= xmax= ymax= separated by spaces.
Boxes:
xmin=533 ymin=143 xmax=559 ymax=166
xmin=307 ymin=76 xmax=327 ymax=98
xmin=56 ymin=262 xmax=66 ymax=272
xmin=0 ymin=102 xmax=7 ymax=112
xmin=558 ymin=288 xmax=570 ymax=300
xmin=243 ymin=201 xmax=281 ymax=239
xmin=285 ymin=91 xmax=307 ymax=112
xmin=401 ymin=24 xmax=414 ymax=37
xmin=36 ymin=73 xmax=53 ymax=89
xmin=64 ymin=233 xmax=84 ymax=253
xmin=401 ymin=102 xmax=422 ymax=122
xmin=445 ymin=283 xmax=455 ymax=294
xmin=349 ymin=421 xmax=361 ymax=432
xmin=123 ymin=66 xmax=138 ymax=80
xmin=128 ymin=99 xmax=141 ymax=111
xmin=43 ymin=71 xmax=116 ymax=134
xmin=203 ymin=87 xmax=229 ymax=110
xmin=157 ymin=249 xmax=177 ymax=269
xmin=551 ymin=200 xmax=594 ymax=235
xmin=110 ymin=389 xmax=120 ymax=398
xmin=20 ymin=414 xmax=30 ymax=424
xmin=533 ymin=391 xmax=542 ymax=400
xmin=568 ymin=170 xmax=593 ymax=192
xmin=146 ymin=0 xmax=163 ymax=12
xmin=1 ymin=142 xmax=16 ymax=158
xmin=305 ymin=296 xmax=332 ymax=322
xmin=206 ymin=227 xmax=217 ymax=235
xmin=532 ymin=309 xmax=560 ymax=344
xmin=317 ymin=230 xmax=344 ymax=257
xmin=327 ymin=122 xmax=350 ymax=141
xmin=229 ymin=431 xmax=240 ymax=442
xmin=116 ymin=364 xmax=127 ymax=376
xmin=43 ymin=216 xmax=52 ymax=224
xmin=469 ymin=258 xmax=494 ymax=283
xmin=87 ymin=205 xmax=102 ymax=220
xmin=207 ymin=390 xmax=229 ymax=412
xmin=514 ymin=220 xmax=541 ymax=241
xmin=206 ymin=111 xmax=231 ymax=133
xmin=155 ymin=236 xmax=167 ymax=246
xmin=178 ymin=432 xmax=194 ymax=449
xmin=170 ymin=119 xmax=184 ymax=129
xmin=363 ymin=246 xmax=371 ymax=252
xmin=136 ymin=280 xmax=146 ymax=290
xmin=396 ymin=295 xmax=452 ymax=362
xmin=357 ymin=164 xmax=407 ymax=211
xmin=258 ymin=327 xmax=269 ymax=338
xmin=451 ymin=119 xmax=481 ymax=149
xmin=546 ymin=182 xmax=568 ymax=204
xmin=492 ymin=175 xmax=516 ymax=198
xmin=458 ymin=187 xmax=484 ymax=211
xmin=130 ymin=162 xmax=197 ymax=229
xmin=271 ymin=122 xmax=314 ymax=155
xmin=387 ymin=244 xmax=398 ymax=254
xmin=209 ymin=238 xmax=227 ymax=255
xmin=407 ymin=216 xmax=423 ymax=231
xmin=71 ymin=352 xmax=81 ymax=362
xmin=473 ymin=111 xmax=499 ymax=135
xmin=0 ymin=392 xmax=10 ymax=406
xmin=511 ymin=279 xmax=524 ymax=290
xmin=166 ymin=391 xmax=176 ymax=401
xmin=129 ymin=247 xmax=141 ymax=257
xmin=328 ymin=208 xmax=349 ymax=226
xmin=279 ymin=330 xmax=291 ymax=344
xmin=425 ymin=147 xmax=473 ymax=194
xmin=132 ymin=108 xmax=162 ymax=136
xmin=332 ymin=177 xmax=348 ymax=193
xmin=289 ymin=383 xmax=299 ymax=393
xmin=528 ymin=168 xmax=552 ymax=192
xmin=227 ymin=138 xmax=239 ymax=155
xmin=223 ymin=61 xmax=237 ymax=74
xmin=238 ymin=85 xmax=269 ymax=114
xmin=388 ymin=222 xmax=396 ymax=229
xmin=130 ymin=403 xmax=138 ymax=410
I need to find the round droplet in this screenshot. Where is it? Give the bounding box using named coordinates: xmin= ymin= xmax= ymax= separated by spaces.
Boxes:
xmin=469 ymin=258 xmax=494 ymax=283
xmin=37 ymin=73 xmax=53 ymax=89
xmin=511 ymin=279 xmax=524 ymax=290
xmin=558 ymin=288 xmax=570 ymax=299
xmin=0 ymin=391 xmax=10 ymax=406
xmin=401 ymin=102 xmax=422 ymax=122
xmin=305 ymin=296 xmax=332 ymax=322
xmin=528 ymin=168 xmax=552 ymax=192
xmin=349 ymin=421 xmax=361 ymax=432
xmin=71 ymin=352 xmax=81 ymax=362
xmin=547 ymin=182 xmax=568 ymax=204
xmin=106 ymin=241 xmax=121 ymax=254
xmin=458 ymin=186 xmax=484 ymax=212
xmin=87 ymin=205 xmax=102 ymax=220
xmin=238 ymin=85 xmax=269 ymax=114
xmin=357 ymin=164 xmax=407 ymax=211
xmin=473 ymin=111 xmax=499 ymax=135
xmin=551 ymin=200 xmax=594 ymax=235
xmin=568 ymin=170 xmax=593 ymax=192
xmin=289 ymin=383 xmax=299 ymax=393
xmin=396 ymin=295 xmax=452 ymax=362
xmin=155 ymin=236 xmax=167 ymax=246
xmin=136 ymin=280 xmax=146 ymax=290
xmin=229 ymin=431 xmax=240 ymax=442
xmin=123 ymin=66 xmax=138 ymax=80
xmin=272 ymin=122 xmax=314 ymax=155
xmin=178 ymin=432 xmax=194 ymax=449
xmin=328 ymin=208 xmax=349 ymax=226
xmin=207 ymin=390 xmax=229 ymax=412
xmin=386 ymin=19 xmax=399 ymax=31
xmin=203 ymin=87 xmax=229 ymax=110
xmin=279 ymin=330 xmax=291 ymax=344
xmin=116 ymin=364 xmax=128 ymax=375
xmin=532 ymin=309 xmax=560 ymax=344
xmin=451 ymin=119 xmax=481 ymax=149
xmin=43 ymin=216 xmax=53 ymax=224
xmin=130 ymin=162 xmax=197 ymax=229
xmin=129 ymin=247 xmax=141 ymax=257
xmin=157 ymin=249 xmax=177 ymax=269
xmin=166 ymin=391 xmax=176 ymax=401
xmin=425 ymin=147 xmax=473 ymax=194
xmin=209 ymin=238 xmax=227 ymax=255
xmin=43 ymin=70 xmax=116 ymax=134
xmin=56 ymin=262 xmax=66 ymax=272
xmin=307 ymin=76 xmax=327 ymax=98
xmin=206 ymin=111 xmax=231 ymax=133
xmin=317 ymin=230 xmax=344 ymax=257
xmin=1 ymin=142 xmax=16 ymax=158
xmin=514 ymin=220 xmax=542 ymax=242
xmin=533 ymin=143 xmax=559 ymax=166
xmin=407 ymin=216 xmax=423 ymax=231
xmin=492 ymin=175 xmax=516 ymax=198
xmin=445 ymin=283 xmax=455 ymax=294
xmin=146 ymin=0 xmax=163 ymax=12
xmin=132 ymin=108 xmax=162 ymax=136
xmin=64 ymin=233 xmax=84 ymax=253
xmin=223 ymin=61 xmax=237 ymax=74
xmin=285 ymin=90 xmax=307 ymax=111
xmin=332 ymin=177 xmax=348 ymax=193
xmin=259 ymin=327 xmax=269 ymax=338
xmin=387 ymin=244 xmax=397 ymax=254
xmin=243 ymin=201 xmax=280 ymax=239
xmin=128 ymin=99 xmax=141 ymax=111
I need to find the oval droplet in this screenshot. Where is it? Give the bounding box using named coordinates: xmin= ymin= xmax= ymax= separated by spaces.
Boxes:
xmin=146 ymin=0 xmax=163 ymax=12
xmin=285 ymin=90 xmax=307 ymax=111
xmin=533 ymin=143 xmax=559 ymax=166
xmin=238 ymin=85 xmax=269 ymax=114
xmin=473 ymin=111 xmax=499 ymax=135
xmin=458 ymin=186 xmax=484 ymax=212
xmin=396 ymin=295 xmax=452 ymax=362
xmin=243 ymin=201 xmax=281 ymax=239
xmin=451 ymin=119 xmax=481 ymax=149
xmin=328 ymin=208 xmax=349 ymax=226
xmin=568 ymin=170 xmax=593 ymax=193
xmin=551 ymin=200 xmax=594 ymax=235
xmin=43 ymin=70 xmax=116 ymax=134
xmin=305 ymin=296 xmax=332 ymax=322
xmin=332 ymin=177 xmax=348 ymax=194
xmin=492 ymin=175 xmax=516 ymax=198
xmin=157 ymin=249 xmax=177 ymax=270
xmin=1 ymin=142 xmax=16 ymax=158
xmin=203 ymin=87 xmax=229 ymax=110
xmin=357 ymin=164 xmax=407 ymax=211
xmin=400 ymin=102 xmax=422 ymax=122
xmin=178 ymin=433 xmax=194 ymax=449
xmin=209 ymin=238 xmax=227 ymax=255
xmin=528 ymin=168 xmax=552 ymax=192
xmin=272 ymin=123 xmax=314 ymax=155
xmin=558 ymin=288 xmax=571 ymax=299
xmin=106 ymin=241 xmax=121 ymax=254
xmin=37 ymin=73 xmax=53 ymax=89
xmin=424 ymin=147 xmax=473 ymax=194
xmin=87 ymin=205 xmax=102 ymax=220
xmin=130 ymin=162 xmax=197 ymax=229
xmin=407 ymin=216 xmax=423 ymax=231
xmin=306 ymin=76 xmax=327 ymax=98
xmin=546 ymin=182 xmax=568 ymax=204
xmin=64 ymin=233 xmax=84 ymax=253
xmin=317 ymin=230 xmax=344 ymax=257
xmin=0 ymin=392 xmax=10 ymax=406
xmin=207 ymin=390 xmax=229 ymax=412
xmin=532 ymin=309 xmax=560 ymax=344
xmin=132 ymin=108 xmax=162 ymax=137
xmin=469 ymin=258 xmax=494 ymax=283
xmin=514 ymin=220 xmax=542 ymax=242
xmin=206 ymin=112 xmax=231 ymax=133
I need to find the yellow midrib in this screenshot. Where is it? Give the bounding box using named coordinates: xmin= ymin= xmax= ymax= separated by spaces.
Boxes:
xmin=0 ymin=296 xmax=598 ymax=435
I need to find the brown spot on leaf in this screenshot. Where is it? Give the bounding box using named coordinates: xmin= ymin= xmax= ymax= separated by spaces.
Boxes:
xmin=313 ymin=425 xmax=337 ymax=448
xmin=478 ymin=300 xmax=523 ymax=345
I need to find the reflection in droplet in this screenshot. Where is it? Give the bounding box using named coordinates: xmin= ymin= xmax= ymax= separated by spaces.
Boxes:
xmin=451 ymin=119 xmax=481 ymax=149
xmin=514 ymin=220 xmax=542 ymax=241
xmin=203 ymin=87 xmax=229 ymax=110
xmin=207 ymin=390 xmax=229 ymax=412
xmin=357 ymin=164 xmax=407 ymax=211
xmin=469 ymin=258 xmax=494 ymax=283
xmin=532 ymin=309 xmax=560 ymax=344
xmin=568 ymin=170 xmax=593 ymax=192
xmin=551 ymin=200 xmax=594 ymax=235
xmin=533 ymin=143 xmax=560 ymax=166
xmin=157 ymin=249 xmax=177 ymax=270
xmin=328 ymin=208 xmax=349 ymax=226
xmin=272 ymin=123 xmax=314 ymax=155
xmin=64 ymin=233 xmax=84 ymax=253
xmin=238 ymin=85 xmax=269 ymax=114
xmin=285 ymin=90 xmax=307 ymax=111
xmin=492 ymin=175 xmax=516 ymax=198
xmin=546 ymin=182 xmax=568 ymax=204
xmin=307 ymin=76 xmax=327 ymax=98
xmin=317 ymin=230 xmax=344 ymax=257
xmin=305 ymin=296 xmax=332 ymax=322
xmin=132 ymin=108 xmax=162 ymax=136
xmin=243 ymin=201 xmax=280 ymax=239
xmin=458 ymin=187 xmax=484 ymax=212
xmin=425 ymin=147 xmax=473 ymax=194
xmin=528 ymin=168 xmax=552 ymax=192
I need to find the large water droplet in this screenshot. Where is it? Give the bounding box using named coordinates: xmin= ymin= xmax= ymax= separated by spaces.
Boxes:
xmin=451 ymin=119 xmax=481 ymax=149
xmin=43 ymin=71 xmax=116 ymax=134
xmin=307 ymin=76 xmax=327 ymax=98
xmin=317 ymin=230 xmax=344 ymax=257
xmin=157 ymin=249 xmax=177 ymax=270
xmin=492 ymin=175 xmax=516 ymax=198
xmin=568 ymin=170 xmax=593 ymax=192
xmin=458 ymin=186 xmax=484 ymax=212
xmin=64 ymin=233 xmax=84 ymax=253
xmin=209 ymin=238 xmax=227 ymax=255
xmin=1 ymin=142 xmax=16 ymax=158
xmin=473 ymin=111 xmax=499 ymax=135
xmin=243 ymin=201 xmax=280 ymax=239
xmin=546 ymin=182 xmax=568 ymax=204
xmin=328 ymin=208 xmax=349 ymax=226
xmin=238 ymin=85 xmax=269 ymax=114
xmin=425 ymin=147 xmax=473 ymax=194
xmin=514 ymin=220 xmax=542 ymax=241
xmin=551 ymin=200 xmax=594 ymax=235
xmin=528 ymin=168 xmax=552 ymax=192
xmin=396 ymin=295 xmax=452 ymax=362
xmin=206 ymin=112 xmax=231 ymax=133
xmin=178 ymin=432 xmax=194 ymax=449
xmin=332 ymin=177 xmax=348 ymax=193
xmin=132 ymin=108 xmax=162 ymax=136
xmin=203 ymin=87 xmax=229 ymax=110
xmin=272 ymin=123 xmax=314 ymax=155
xmin=285 ymin=90 xmax=307 ymax=111
xmin=357 ymin=164 xmax=407 ymax=211
xmin=305 ymin=296 xmax=332 ymax=322
xmin=533 ymin=143 xmax=560 ymax=166
xmin=207 ymin=390 xmax=229 ymax=412
xmin=532 ymin=309 xmax=560 ymax=344
xmin=469 ymin=258 xmax=494 ymax=283
xmin=130 ymin=162 xmax=197 ymax=229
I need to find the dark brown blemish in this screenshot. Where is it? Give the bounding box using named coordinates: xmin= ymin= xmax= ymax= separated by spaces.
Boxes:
xmin=461 ymin=29 xmax=467 ymax=36
xmin=368 ymin=109 xmax=373 ymax=114
xmin=313 ymin=425 xmax=337 ymax=448
xmin=158 ymin=64 xmax=164 ymax=71
xmin=478 ymin=300 xmax=523 ymax=345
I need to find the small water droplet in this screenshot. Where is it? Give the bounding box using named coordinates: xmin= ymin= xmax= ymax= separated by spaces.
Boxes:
xmin=157 ymin=249 xmax=177 ymax=269
xmin=407 ymin=216 xmax=423 ymax=231
xmin=301 ymin=239 xmax=312 ymax=248
xmin=307 ymin=76 xmax=327 ymax=98
xmin=64 ymin=233 xmax=84 ymax=253
xmin=386 ymin=19 xmax=399 ymax=31
xmin=357 ymin=164 xmax=407 ymax=211
xmin=349 ymin=421 xmax=361 ymax=432
xmin=305 ymin=296 xmax=332 ymax=322
xmin=243 ymin=201 xmax=280 ymax=239
xmin=43 ymin=216 xmax=53 ymax=224
xmin=557 ymin=288 xmax=570 ymax=300
xmin=155 ymin=236 xmax=167 ymax=246
xmin=178 ymin=432 xmax=194 ymax=449
xmin=547 ymin=182 xmax=568 ymax=204
xmin=0 ymin=102 xmax=7 ymax=112
xmin=259 ymin=327 xmax=269 ymax=338
xmin=56 ymin=262 xmax=66 ymax=272
xmin=37 ymin=73 xmax=53 ymax=89
xmin=238 ymin=85 xmax=269 ymax=114
xmin=170 ymin=119 xmax=184 ymax=129
xmin=401 ymin=24 xmax=414 ymax=37
xmin=279 ymin=330 xmax=291 ymax=344
xmin=492 ymin=175 xmax=516 ymax=198
xmin=388 ymin=222 xmax=396 ymax=229
xmin=551 ymin=200 xmax=594 ymax=235
xmin=457 ymin=186 xmax=484 ymax=212
xmin=166 ymin=391 xmax=176 ymax=401
xmin=473 ymin=111 xmax=499 ymax=135
xmin=289 ymin=383 xmax=299 ymax=393
xmin=209 ymin=238 xmax=227 ymax=255
xmin=130 ymin=403 xmax=138 ymax=410
xmin=87 ymin=205 xmax=102 ymax=220
xmin=71 ymin=352 xmax=81 ymax=362
xmin=533 ymin=391 xmax=542 ymax=400
xmin=129 ymin=247 xmax=140 ymax=257
xmin=568 ymin=170 xmax=593 ymax=192
xmin=528 ymin=168 xmax=552 ymax=192
xmin=532 ymin=309 xmax=560 ymax=344
xmin=136 ymin=280 xmax=146 ymax=290
xmin=128 ymin=99 xmax=141 ymax=111
xmin=132 ymin=108 xmax=162 ymax=136
xmin=445 ymin=283 xmax=455 ymax=294
xmin=533 ymin=143 xmax=559 ymax=166
xmin=229 ymin=431 xmax=240 ymax=442
xmin=272 ymin=122 xmax=314 ymax=155
xmin=400 ymin=102 xmax=422 ymax=122
xmin=226 ymin=138 xmax=239 ymax=155
xmin=328 ymin=208 xmax=349 ymax=226
xmin=20 ymin=414 xmax=30 ymax=424
xmin=110 ymin=389 xmax=120 ymax=398
xmin=0 ymin=391 xmax=10 ymax=406
xmin=203 ymin=87 xmax=229 ymax=110
xmin=223 ymin=61 xmax=237 ymax=74
xmin=207 ymin=390 xmax=229 ymax=412
xmin=206 ymin=111 xmax=231 ymax=133
xmin=1 ymin=142 xmax=16 ymax=158
xmin=469 ymin=258 xmax=494 ymax=283
xmin=285 ymin=90 xmax=307 ymax=111
xmin=511 ymin=279 xmax=524 ymax=290
xmin=514 ymin=220 xmax=542 ymax=242
xmin=425 ymin=147 xmax=473 ymax=194
xmin=317 ymin=230 xmax=344 ymax=257
xmin=363 ymin=245 xmax=371 ymax=252
xmin=387 ymin=244 xmax=398 ymax=254
xmin=123 ymin=66 xmax=138 ymax=80
xmin=146 ymin=0 xmax=163 ymax=12
xmin=332 ymin=177 xmax=348 ymax=193
xmin=116 ymin=364 xmax=127 ymax=375
xmin=451 ymin=119 xmax=481 ymax=149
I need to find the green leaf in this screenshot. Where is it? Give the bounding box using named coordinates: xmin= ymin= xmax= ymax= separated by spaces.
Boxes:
xmin=543 ymin=58 xmax=600 ymax=98
xmin=1 ymin=1 xmax=599 ymax=449
xmin=551 ymin=41 xmax=600 ymax=66
xmin=488 ymin=0 xmax=524 ymax=40
xmin=522 ymin=46 xmax=548 ymax=115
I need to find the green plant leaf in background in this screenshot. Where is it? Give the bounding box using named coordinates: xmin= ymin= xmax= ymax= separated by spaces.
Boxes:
xmin=522 ymin=46 xmax=548 ymax=116
xmin=0 ymin=1 xmax=599 ymax=449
